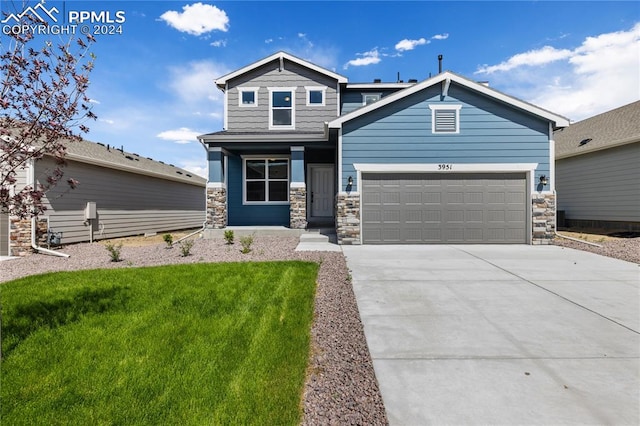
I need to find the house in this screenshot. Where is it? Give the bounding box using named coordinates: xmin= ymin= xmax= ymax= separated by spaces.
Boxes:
xmin=554 ymin=101 xmax=640 ymax=231
xmin=199 ymin=51 xmax=569 ymax=244
xmin=2 ymin=137 xmax=206 ymax=256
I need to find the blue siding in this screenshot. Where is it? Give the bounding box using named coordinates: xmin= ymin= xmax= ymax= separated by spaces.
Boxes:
xmin=227 ymin=155 xmax=289 ymax=226
xmin=341 ymin=88 xmax=401 ymax=114
xmin=341 ymin=84 xmax=551 ymax=189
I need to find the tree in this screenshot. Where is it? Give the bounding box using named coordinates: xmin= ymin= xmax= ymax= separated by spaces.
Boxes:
xmin=1 ymin=6 xmax=97 ymax=218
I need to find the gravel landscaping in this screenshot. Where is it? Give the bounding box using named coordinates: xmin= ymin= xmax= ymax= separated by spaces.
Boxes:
xmin=0 ymin=235 xmax=388 ymax=425
xmin=553 ymin=233 xmax=640 ymax=264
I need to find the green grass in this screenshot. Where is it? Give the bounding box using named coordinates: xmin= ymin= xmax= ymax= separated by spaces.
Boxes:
xmin=1 ymin=261 xmax=318 ymax=425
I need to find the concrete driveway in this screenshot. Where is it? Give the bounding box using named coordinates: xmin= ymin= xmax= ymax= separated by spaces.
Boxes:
xmin=342 ymin=245 xmax=639 ymax=425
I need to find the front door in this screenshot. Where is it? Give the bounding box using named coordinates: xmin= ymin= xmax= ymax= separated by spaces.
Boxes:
xmin=310 ymin=165 xmax=334 ymax=217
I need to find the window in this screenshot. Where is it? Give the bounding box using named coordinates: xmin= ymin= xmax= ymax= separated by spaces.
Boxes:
xmin=306 ymin=86 xmax=327 ymax=106
xmin=363 ymin=93 xmax=381 ymax=105
xmin=244 ymin=158 xmax=289 ymax=203
xmin=269 ymin=87 xmax=296 ymax=129
xmin=429 ymin=104 xmax=462 ymax=134
xmin=237 ymin=87 xmax=258 ymax=107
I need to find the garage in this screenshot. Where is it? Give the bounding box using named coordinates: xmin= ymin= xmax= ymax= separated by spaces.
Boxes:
xmin=361 ymin=172 xmax=528 ymax=244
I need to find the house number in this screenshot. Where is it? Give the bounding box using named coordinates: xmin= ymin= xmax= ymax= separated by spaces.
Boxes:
xmin=438 ymin=164 xmax=453 ymax=170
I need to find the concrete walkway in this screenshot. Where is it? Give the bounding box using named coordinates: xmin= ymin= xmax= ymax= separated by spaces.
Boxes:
xmin=342 ymin=245 xmax=640 ymax=425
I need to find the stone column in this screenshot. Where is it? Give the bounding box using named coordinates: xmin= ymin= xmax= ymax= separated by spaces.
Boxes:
xmin=206 ymin=184 xmax=227 ymax=229
xmin=289 ymin=146 xmax=307 ymax=229
xmin=532 ymin=193 xmax=556 ymax=244
xmin=336 ymin=192 xmax=361 ymax=244
xmin=289 ymin=184 xmax=307 ymax=229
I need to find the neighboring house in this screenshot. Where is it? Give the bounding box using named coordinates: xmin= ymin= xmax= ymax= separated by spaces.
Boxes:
xmin=200 ymin=51 xmax=569 ymax=244
xmin=554 ymin=100 xmax=640 ymax=231
xmin=2 ymin=138 xmax=206 ymax=256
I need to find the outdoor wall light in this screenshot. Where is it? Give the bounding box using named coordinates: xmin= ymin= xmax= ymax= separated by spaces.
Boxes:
xmin=348 ymin=176 xmax=353 ymax=185
xmin=539 ymin=175 xmax=548 ymax=186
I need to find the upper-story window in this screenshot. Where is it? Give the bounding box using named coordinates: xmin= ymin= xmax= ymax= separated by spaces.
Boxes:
xmin=269 ymin=87 xmax=296 ymax=129
xmin=238 ymin=87 xmax=259 ymax=107
xmin=363 ymin=93 xmax=381 ymax=105
xmin=429 ymin=104 xmax=462 ymax=134
xmin=306 ymin=86 xmax=327 ymax=106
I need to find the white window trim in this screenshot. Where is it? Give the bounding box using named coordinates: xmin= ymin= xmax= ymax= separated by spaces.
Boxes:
xmin=429 ymin=104 xmax=462 ymax=134
xmin=268 ymin=87 xmax=296 ymax=130
xmin=237 ymin=86 xmax=259 ymax=107
xmin=305 ymin=86 xmax=327 ymax=106
xmin=362 ymin=93 xmax=381 ymax=105
xmin=242 ymin=156 xmax=291 ymax=205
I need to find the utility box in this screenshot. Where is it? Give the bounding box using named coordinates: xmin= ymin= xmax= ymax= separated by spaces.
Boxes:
xmin=85 ymin=202 xmax=97 ymax=220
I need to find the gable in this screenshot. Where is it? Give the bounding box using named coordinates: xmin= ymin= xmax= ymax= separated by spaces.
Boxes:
xmin=330 ymin=71 xmax=569 ymax=130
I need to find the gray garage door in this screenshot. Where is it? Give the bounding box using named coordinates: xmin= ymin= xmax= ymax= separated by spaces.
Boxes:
xmin=362 ymin=172 xmax=528 ymax=244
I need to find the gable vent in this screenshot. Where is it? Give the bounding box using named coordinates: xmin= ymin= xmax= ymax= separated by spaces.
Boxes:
xmin=434 ymin=109 xmax=457 ymax=132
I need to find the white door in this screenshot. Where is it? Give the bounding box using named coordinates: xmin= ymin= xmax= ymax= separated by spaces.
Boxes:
xmin=310 ymin=165 xmax=334 ymax=217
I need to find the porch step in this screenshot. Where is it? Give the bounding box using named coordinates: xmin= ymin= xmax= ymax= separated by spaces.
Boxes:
xmin=296 ymin=230 xmax=341 ymax=252
xmin=299 ymin=233 xmax=330 ymax=243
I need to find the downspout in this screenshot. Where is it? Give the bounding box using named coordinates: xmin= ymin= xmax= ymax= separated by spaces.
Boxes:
xmin=31 ymin=217 xmax=70 ymax=257
xmin=172 ymin=220 xmax=207 ymax=246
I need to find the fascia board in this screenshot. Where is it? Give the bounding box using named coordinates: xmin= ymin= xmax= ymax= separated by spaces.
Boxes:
xmin=329 ymin=71 xmax=570 ymax=129
xmin=215 ymin=51 xmax=347 ymax=87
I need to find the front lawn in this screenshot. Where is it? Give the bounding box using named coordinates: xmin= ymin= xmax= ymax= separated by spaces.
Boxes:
xmin=1 ymin=261 xmax=318 ymax=425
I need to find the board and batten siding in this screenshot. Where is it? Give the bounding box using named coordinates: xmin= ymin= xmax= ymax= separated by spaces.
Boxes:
xmin=36 ymin=157 xmax=205 ymax=243
xmin=341 ymin=84 xmax=551 ymax=190
xmin=556 ymin=143 xmax=640 ymax=222
xmin=226 ymin=60 xmax=339 ymax=132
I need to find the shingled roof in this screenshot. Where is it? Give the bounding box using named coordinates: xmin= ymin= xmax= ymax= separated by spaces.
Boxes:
xmin=61 ymin=137 xmax=206 ymax=186
xmin=554 ymin=100 xmax=640 ymax=159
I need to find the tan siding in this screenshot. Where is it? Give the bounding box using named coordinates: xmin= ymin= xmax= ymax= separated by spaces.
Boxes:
xmin=227 ymin=59 xmax=339 ymax=132
xmin=556 ymin=143 xmax=640 ymax=222
xmin=35 ymin=157 xmax=205 ymax=244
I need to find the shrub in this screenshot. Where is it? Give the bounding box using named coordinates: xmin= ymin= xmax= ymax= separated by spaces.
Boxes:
xmin=178 ymin=239 xmax=194 ymax=257
xmin=240 ymin=235 xmax=253 ymax=254
xmin=224 ymin=230 xmax=234 ymax=245
xmin=162 ymin=233 xmax=173 ymax=248
xmin=104 ymin=242 xmax=123 ymax=262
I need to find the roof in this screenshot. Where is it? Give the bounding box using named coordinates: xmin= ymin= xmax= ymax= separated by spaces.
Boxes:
xmin=554 ymin=100 xmax=640 ymax=159
xmin=328 ymin=71 xmax=570 ymax=129
xmin=214 ymin=51 xmax=348 ymax=89
xmin=61 ymin=137 xmax=206 ymax=186
xmin=199 ymin=130 xmax=328 ymax=143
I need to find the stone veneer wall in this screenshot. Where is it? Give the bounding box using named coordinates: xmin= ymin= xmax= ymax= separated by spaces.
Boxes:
xmin=289 ymin=186 xmax=307 ymax=229
xmin=336 ymin=192 xmax=361 ymax=245
xmin=532 ymin=193 xmax=556 ymax=245
xmin=9 ymin=217 xmax=48 ymax=256
xmin=206 ymin=186 xmax=227 ymax=229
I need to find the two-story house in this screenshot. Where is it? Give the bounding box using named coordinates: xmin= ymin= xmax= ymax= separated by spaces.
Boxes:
xmin=199 ymin=51 xmax=569 ymax=244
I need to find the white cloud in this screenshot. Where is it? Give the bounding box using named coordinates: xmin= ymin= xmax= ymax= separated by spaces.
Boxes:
xmin=343 ymin=48 xmax=382 ymax=69
xmin=432 ymin=33 xmax=449 ymax=40
xmin=476 ymin=46 xmax=573 ymax=74
xmin=395 ymin=38 xmax=428 ymax=52
xmin=156 ymin=127 xmax=201 ymax=145
xmin=265 ymin=38 xmax=273 ymax=44
xmin=210 ymin=39 xmax=227 ymax=48
xmin=160 ymin=3 xmax=229 ymax=36
xmin=179 ymin=159 xmax=208 ymax=179
xmin=475 ymin=22 xmax=640 ymax=121
xmin=168 ymin=60 xmax=227 ymax=104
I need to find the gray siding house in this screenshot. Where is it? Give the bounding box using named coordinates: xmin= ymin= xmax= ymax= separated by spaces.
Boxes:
xmin=3 ymin=138 xmax=206 ymax=256
xmin=555 ymin=101 xmax=640 ymax=231
xmin=200 ymin=51 xmax=569 ymax=244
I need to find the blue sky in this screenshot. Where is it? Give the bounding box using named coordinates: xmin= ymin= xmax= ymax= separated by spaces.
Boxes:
xmin=2 ymin=1 xmax=639 ymax=178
